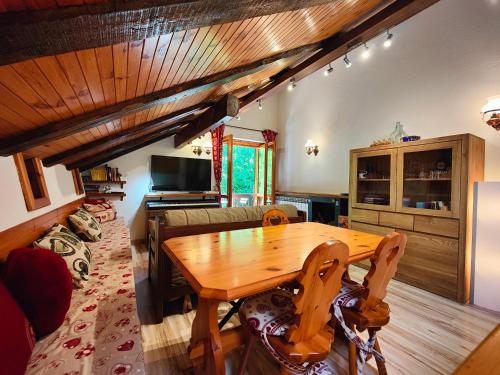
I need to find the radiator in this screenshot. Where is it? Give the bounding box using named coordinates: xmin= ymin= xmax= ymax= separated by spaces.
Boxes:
xmin=275 ymin=196 xmax=310 ymax=221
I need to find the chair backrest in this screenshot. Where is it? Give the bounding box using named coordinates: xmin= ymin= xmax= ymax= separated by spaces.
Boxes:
xmin=287 ymin=240 xmax=349 ymax=344
xmin=361 ymin=232 xmax=407 ymax=310
xmin=262 ymin=208 xmax=290 ymax=227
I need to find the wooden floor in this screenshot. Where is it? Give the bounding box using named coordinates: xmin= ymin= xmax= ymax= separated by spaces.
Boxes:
xmin=131 ymin=242 xmax=500 ymax=375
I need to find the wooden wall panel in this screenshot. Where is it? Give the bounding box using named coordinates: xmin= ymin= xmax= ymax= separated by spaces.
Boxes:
xmin=0 ymin=197 xmax=84 ymax=261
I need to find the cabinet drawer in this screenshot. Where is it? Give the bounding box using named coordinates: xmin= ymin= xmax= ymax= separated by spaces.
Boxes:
xmin=350 ymin=222 xmax=394 ymax=270
xmin=379 ymin=212 xmax=414 ymax=230
xmin=396 ymin=230 xmax=458 ymax=299
xmin=350 ymin=221 xmax=395 ymax=236
xmin=413 ymin=216 xmax=459 ymax=238
xmin=350 ymin=208 xmax=379 ymax=225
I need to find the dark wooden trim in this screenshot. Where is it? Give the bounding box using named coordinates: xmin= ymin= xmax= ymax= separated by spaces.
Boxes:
xmin=42 ymin=105 xmax=201 ymax=167
xmin=240 ymin=0 xmax=440 ymax=108
xmin=0 ymin=0 xmax=336 ymax=65
xmin=67 ymin=123 xmax=189 ymax=171
xmin=0 ymin=42 xmax=317 ymax=156
xmin=174 ymin=94 xmax=239 ymax=148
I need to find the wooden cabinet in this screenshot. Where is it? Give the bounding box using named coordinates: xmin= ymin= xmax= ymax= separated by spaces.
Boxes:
xmin=349 ymin=134 xmax=484 ymax=303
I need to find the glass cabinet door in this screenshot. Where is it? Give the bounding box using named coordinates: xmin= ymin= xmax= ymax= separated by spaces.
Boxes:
xmin=351 ymin=150 xmax=397 ymax=211
xmin=396 ymin=141 xmax=460 ymax=217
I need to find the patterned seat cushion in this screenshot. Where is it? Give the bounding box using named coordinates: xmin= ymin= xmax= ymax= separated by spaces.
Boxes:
xmin=27 ymin=218 xmax=145 ymax=375
xmin=242 ymin=289 xmax=334 ymax=374
xmin=33 ymin=224 xmax=91 ymax=289
xmin=240 ymin=289 xmax=295 ymax=336
xmin=333 ymin=280 xmax=365 ymax=308
xmin=68 ymin=209 xmax=103 ymax=242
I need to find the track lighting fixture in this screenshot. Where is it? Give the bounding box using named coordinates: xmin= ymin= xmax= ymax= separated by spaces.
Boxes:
xmin=343 ymin=54 xmax=352 ymax=68
xmin=384 ymin=30 xmax=393 ymax=48
xmin=324 ymin=63 xmax=333 ymax=77
xmin=287 ymin=78 xmax=296 ymax=91
xmin=257 ymin=99 xmax=263 ymax=110
xmin=361 ymin=43 xmax=371 ymax=59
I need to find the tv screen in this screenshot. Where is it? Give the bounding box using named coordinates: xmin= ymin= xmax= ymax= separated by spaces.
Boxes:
xmin=151 ymin=155 xmax=211 ymax=191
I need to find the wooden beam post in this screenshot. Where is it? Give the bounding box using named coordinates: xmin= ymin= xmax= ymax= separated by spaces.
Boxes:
xmin=0 ymin=0 xmax=336 ymax=65
xmin=174 ymin=94 xmax=239 ymax=149
xmin=66 ymin=123 xmax=189 ymax=171
xmin=0 ymin=42 xmax=317 ymax=156
xmin=42 ymin=105 xmax=201 ymax=167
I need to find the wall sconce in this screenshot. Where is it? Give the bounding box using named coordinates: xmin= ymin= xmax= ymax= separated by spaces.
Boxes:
xmin=304 ymin=140 xmax=319 ymax=156
xmin=481 ymin=96 xmax=500 ymax=130
xmin=203 ymin=142 xmax=212 ymax=155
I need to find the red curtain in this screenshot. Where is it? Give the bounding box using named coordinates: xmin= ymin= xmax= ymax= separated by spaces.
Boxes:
xmin=211 ymin=124 xmax=225 ymax=192
xmin=262 ymin=129 xmax=278 ymax=144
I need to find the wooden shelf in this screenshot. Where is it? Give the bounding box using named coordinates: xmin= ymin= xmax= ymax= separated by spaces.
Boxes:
xmin=85 ymin=191 xmax=126 ymax=201
xmin=404 ymin=178 xmax=451 ymax=181
xmin=358 ymin=178 xmax=390 ymax=182
xmin=84 ymin=180 xmax=126 ymax=188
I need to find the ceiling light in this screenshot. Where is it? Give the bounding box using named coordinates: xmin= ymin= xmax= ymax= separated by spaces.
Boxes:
xmin=361 ymin=43 xmax=371 ymax=59
xmin=384 ymin=30 xmax=393 ymax=48
xmin=236 ymin=115 xmax=241 ymax=121
xmin=324 ymin=63 xmax=333 ymax=77
xmin=343 ymin=54 xmax=352 ymax=68
xmin=257 ymin=99 xmax=263 ymax=110
xmin=287 ymin=78 xmax=296 ymax=91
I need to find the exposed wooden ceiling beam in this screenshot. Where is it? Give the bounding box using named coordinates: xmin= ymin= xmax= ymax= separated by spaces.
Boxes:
xmin=0 ymin=41 xmax=318 ymax=156
xmin=174 ymin=94 xmax=239 ymax=148
xmin=0 ymin=0 xmax=337 ymax=65
xmin=170 ymin=0 xmax=439 ymax=146
xmin=240 ymin=0 xmax=440 ymax=108
xmin=42 ymin=105 xmax=201 ymax=167
xmin=66 ymin=122 xmax=189 ymax=171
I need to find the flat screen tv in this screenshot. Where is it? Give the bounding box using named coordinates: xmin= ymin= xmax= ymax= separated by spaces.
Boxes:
xmin=150 ymin=155 xmax=211 ymax=192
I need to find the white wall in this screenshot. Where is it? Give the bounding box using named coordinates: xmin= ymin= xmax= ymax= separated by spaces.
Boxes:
xmin=276 ymin=0 xmax=500 ymax=194
xmin=472 ymin=182 xmax=500 ymax=312
xmin=107 ymin=96 xmax=279 ymax=240
xmin=0 ymin=156 xmax=82 ymax=231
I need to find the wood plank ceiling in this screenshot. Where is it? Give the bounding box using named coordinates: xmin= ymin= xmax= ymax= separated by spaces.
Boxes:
xmin=0 ymin=0 xmax=439 ymax=169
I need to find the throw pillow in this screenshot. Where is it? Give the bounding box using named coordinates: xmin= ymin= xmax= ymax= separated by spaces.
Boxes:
xmin=2 ymin=248 xmax=73 ymax=339
xmin=0 ymin=281 xmax=36 ymax=375
xmin=33 ymin=229 xmax=91 ymax=288
xmin=68 ymin=208 xmax=102 ymax=241
xmin=83 ymin=200 xmax=117 ymax=223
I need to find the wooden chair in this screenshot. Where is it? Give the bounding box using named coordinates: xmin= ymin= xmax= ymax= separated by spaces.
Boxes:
xmin=262 ymin=208 xmax=290 ymax=227
xmin=332 ymin=232 xmax=407 ymax=375
xmin=238 ymin=240 xmax=349 ymax=374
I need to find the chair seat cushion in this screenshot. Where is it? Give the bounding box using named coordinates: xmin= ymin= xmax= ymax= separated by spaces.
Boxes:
xmin=333 ymin=280 xmax=365 ymax=308
xmin=240 ymin=289 xmax=295 ymax=336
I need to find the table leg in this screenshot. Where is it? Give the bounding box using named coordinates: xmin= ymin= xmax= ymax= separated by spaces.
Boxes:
xmin=189 ymin=298 xmax=225 ymax=375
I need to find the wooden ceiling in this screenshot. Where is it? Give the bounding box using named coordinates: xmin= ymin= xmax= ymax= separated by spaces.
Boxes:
xmin=0 ymin=0 xmax=440 ymax=170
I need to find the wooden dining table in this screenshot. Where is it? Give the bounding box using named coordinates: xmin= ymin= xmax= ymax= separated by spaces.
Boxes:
xmin=162 ymin=222 xmax=384 ymax=375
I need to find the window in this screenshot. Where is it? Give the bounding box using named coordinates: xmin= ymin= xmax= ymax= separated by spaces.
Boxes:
xmin=13 ymin=153 xmax=51 ymax=211
xmin=71 ymin=169 xmax=85 ymax=195
xmin=220 ymin=137 xmax=276 ymax=208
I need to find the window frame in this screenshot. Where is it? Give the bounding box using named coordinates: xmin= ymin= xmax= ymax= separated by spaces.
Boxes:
xmin=71 ymin=168 xmax=85 ymax=195
xmin=13 ymin=153 xmax=51 ymax=211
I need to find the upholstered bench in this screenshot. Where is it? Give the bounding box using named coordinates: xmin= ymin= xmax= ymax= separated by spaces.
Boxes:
xmin=26 ymin=218 xmax=145 ymax=375
xmin=148 ymin=204 xmax=305 ymax=323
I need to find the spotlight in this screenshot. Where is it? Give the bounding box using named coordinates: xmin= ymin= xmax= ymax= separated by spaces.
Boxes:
xmin=257 ymin=99 xmax=263 ymax=110
xmin=343 ymin=54 xmax=352 ymax=69
xmin=361 ymin=43 xmax=370 ymax=59
xmin=287 ymin=78 xmax=296 ymax=91
xmin=236 ymin=115 xmax=241 ymax=121
xmin=384 ymin=30 xmax=393 ymax=48
xmin=324 ymin=63 xmax=333 ymax=77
